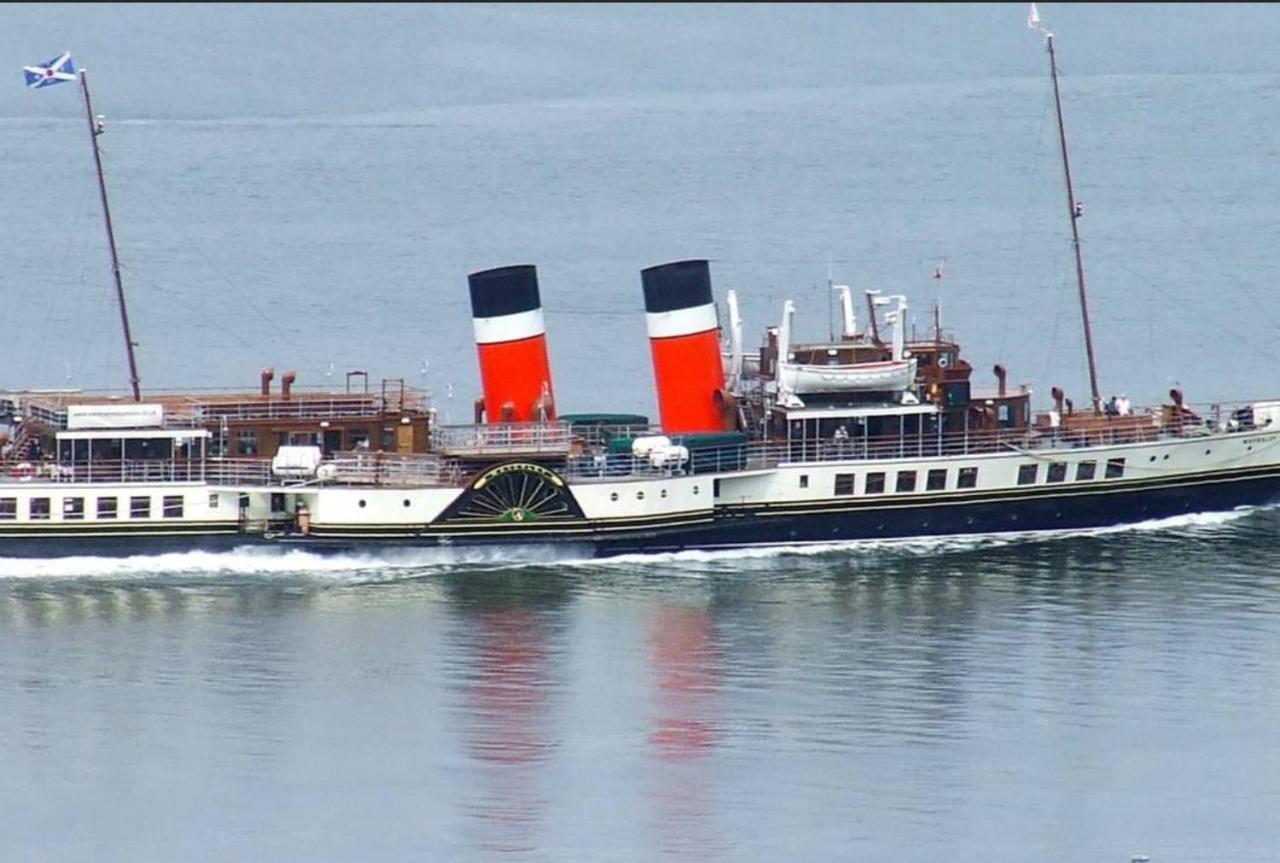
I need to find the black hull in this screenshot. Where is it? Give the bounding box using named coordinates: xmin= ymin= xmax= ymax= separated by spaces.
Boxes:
xmin=279 ymin=468 xmax=1280 ymax=559
xmin=3 ymin=469 xmax=1279 ymax=561
xmin=603 ymin=468 xmax=1280 ymax=555
xmin=0 ymin=533 xmax=271 ymax=560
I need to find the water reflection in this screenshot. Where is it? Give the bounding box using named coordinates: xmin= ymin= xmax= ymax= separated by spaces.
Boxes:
xmin=443 ymin=571 xmax=576 ymax=857
xmin=647 ymin=602 xmax=725 ymax=861
xmin=648 ymin=605 xmax=720 ymax=760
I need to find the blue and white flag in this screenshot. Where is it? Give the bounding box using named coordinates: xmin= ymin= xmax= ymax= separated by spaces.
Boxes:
xmin=23 ymin=52 xmax=77 ymax=89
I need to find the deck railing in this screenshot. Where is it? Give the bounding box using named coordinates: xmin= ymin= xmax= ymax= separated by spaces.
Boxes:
xmin=0 ymin=399 xmax=1270 ymax=489
xmin=432 ymin=422 xmax=575 ymax=456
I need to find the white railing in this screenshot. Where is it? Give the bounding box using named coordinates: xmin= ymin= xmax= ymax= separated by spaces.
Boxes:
xmin=432 ymin=422 xmax=575 ymax=455
xmin=325 ymin=453 xmax=463 ymax=487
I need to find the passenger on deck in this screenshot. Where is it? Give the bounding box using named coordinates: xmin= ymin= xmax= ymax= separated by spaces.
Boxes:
xmin=833 ymin=424 xmax=850 ymax=456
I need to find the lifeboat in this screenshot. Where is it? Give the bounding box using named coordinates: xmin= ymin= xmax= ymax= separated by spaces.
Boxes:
xmin=776 ymin=356 xmax=916 ymax=393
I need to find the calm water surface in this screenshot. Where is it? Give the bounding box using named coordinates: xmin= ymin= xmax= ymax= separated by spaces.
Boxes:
xmin=2 ymin=5 xmax=1280 ymax=861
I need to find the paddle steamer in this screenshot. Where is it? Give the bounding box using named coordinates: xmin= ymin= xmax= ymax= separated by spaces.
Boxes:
xmin=6 ymin=21 xmax=1279 ymax=559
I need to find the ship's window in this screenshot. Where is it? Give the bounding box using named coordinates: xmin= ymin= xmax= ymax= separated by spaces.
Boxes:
xmin=358 ymin=499 xmax=367 ymax=508
xmin=799 ymin=474 xmax=809 ymax=489
xmin=237 ymin=429 xmax=259 ymax=456
xmin=1017 ymin=464 xmax=1039 ymax=485
xmin=0 ymin=498 xmax=15 ymax=520
xmin=130 ymin=496 xmax=151 ymax=519
xmin=896 ymin=471 xmax=917 ymax=493
xmin=1105 ymin=458 xmax=1126 ymax=479
xmin=1076 ymin=461 xmax=1097 ymax=481
xmin=403 ymin=499 xmax=411 ymax=508
xmin=926 ymin=469 xmax=947 ymax=491
xmin=636 ymin=491 xmax=645 ymax=500
xmin=63 ymin=497 xmax=85 ymax=520
xmin=610 ymin=492 xmax=618 ymax=502
xmin=208 ymin=494 xmax=220 ymax=509
xmin=30 ymin=498 xmax=51 ymax=520
xmin=865 ymin=472 xmax=886 ymax=494
xmin=1046 ymin=462 xmax=1068 ymax=483
xmin=835 ymin=474 xmax=855 ymax=495
xmin=957 ymin=467 xmax=979 ymax=489
xmin=163 ymin=496 xmax=184 ymax=518
xmin=98 ymin=497 xmax=118 ymax=519
xmin=210 ymin=429 xmax=228 ymax=457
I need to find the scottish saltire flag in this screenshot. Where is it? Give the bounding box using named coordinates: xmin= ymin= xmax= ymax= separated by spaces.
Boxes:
xmin=23 ymin=52 xmax=76 ymax=89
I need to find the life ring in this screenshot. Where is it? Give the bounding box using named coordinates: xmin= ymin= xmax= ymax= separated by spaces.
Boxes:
xmin=10 ymin=462 xmax=34 ymax=481
xmin=938 ymin=355 xmax=951 ymax=369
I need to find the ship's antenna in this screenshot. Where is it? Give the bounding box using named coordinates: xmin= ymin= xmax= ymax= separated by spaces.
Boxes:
xmin=80 ymin=69 xmax=142 ymax=401
xmin=933 ymin=261 xmax=944 ymax=343
xmin=1031 ymin=4 xmax=1102 ymax=414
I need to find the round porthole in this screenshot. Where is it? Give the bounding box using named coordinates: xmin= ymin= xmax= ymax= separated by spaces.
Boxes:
xmin=358 ymin=499 xmax=367 ymax=508
xmin=403 ymin=499 xmax=411 ymax=507
xmin=610 ymin=492 xmax=619 ymax=502
xmin=693 ymin=486 xmax=700 ymax=495
xmin=660 ymin=489 xmax=668 ymax=499
xmin=637 ymin=491 xmax=645 ymax=500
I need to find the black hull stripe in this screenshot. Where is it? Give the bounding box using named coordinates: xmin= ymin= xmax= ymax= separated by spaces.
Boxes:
xmin=728 ymin=464 xmax=1280 ymax=517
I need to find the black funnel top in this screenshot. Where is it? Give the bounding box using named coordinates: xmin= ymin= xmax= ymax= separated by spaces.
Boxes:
xmin=641 ymin=259 xmax=712 ymax=313
xmin=468 ymin=265 xmax=541 ymax=319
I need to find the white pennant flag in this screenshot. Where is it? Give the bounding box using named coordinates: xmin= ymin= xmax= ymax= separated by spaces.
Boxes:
xmin=1028 ymin=3 xmax=1041 ymax=30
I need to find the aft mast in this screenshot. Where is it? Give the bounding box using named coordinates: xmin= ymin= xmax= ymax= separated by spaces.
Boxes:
xmin=79 ymin=69 xmax=143 ymax=402
xmin=1031 ymin=4 xmax=1101 ymax=414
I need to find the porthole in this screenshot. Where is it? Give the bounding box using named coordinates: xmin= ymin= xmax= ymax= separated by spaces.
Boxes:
xmin=660 ymin=489 xmax=668 ymax=498
xmin=1149 ymin=456 xmax=1157 ymax=463
xmin=358 ymin=499 xmax=367 ymax=508
xmin=637 ymin=491 xmax=645 ymax=500
xmin=1205 ymin=450 xmax=1212 ymax=456
xmin=1162 ymin=454 xmax=1169 ymax=461
xmin=610 ymin=492 xmax=619 ymax=502
xmin=693 ymin=486 xmax=699 ymax=495
xmin=403 ymin=499 xmax=411 ymax=507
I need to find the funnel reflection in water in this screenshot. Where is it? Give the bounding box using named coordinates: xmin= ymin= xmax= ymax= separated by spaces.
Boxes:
xmin=457 ymin=602 xmax=557 ymax=856
xmin=648 ymin=605 xmax=720 ymax=759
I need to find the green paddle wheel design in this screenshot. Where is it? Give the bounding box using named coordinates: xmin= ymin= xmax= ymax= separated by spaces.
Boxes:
xmin=442 ymin=462 xmax=584 ymax=525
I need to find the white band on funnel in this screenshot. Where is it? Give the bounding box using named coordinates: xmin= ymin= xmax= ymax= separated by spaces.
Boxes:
xmin=645 ymin=304 xmax=718 ymax=340
xmin=473 ymin=308 xmax=546 ymax=345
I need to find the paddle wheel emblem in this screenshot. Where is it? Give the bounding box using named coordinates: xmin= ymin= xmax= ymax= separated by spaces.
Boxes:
xmin=443 ymin=463 xmax=584 ymax=524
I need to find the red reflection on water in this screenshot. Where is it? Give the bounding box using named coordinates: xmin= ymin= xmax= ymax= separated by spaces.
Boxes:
xmin=648 ymin=606 xmax=719 ymax=761
xmin=466 ymin=607 xmax=549 ymax=764
xmin=461 ymin=605 xmax=553 ymax=857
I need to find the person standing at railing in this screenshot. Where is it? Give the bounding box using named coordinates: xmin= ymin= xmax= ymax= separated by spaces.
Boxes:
xmin=833 ymin=424 xmax=850 ymax=458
